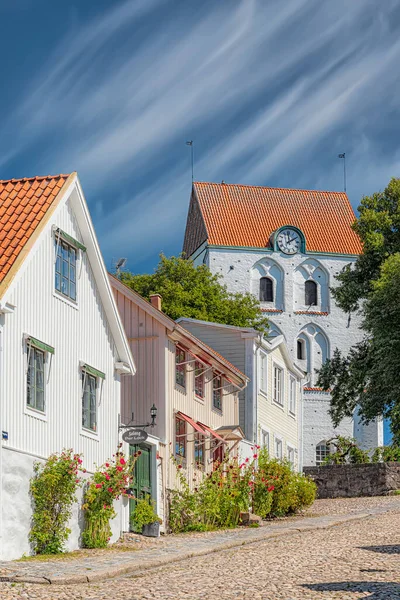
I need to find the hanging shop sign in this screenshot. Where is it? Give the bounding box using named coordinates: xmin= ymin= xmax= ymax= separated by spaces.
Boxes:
xmin=122 ymin=428 xmax=148 ymax=444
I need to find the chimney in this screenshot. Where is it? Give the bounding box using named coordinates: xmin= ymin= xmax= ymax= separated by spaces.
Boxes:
xmin=150 ymin=294 xmax=162 ymax=311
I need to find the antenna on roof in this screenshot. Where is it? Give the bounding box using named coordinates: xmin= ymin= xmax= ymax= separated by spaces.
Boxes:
xmin=115 ymin=257 xmax=127 ymax=276
xmin=186 ymin=140 xmax=194 ymax=183
xmin=338 ymin=153 xmax=346 ymax=192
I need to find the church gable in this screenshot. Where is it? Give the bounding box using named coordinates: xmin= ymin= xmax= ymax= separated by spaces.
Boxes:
xmin=182 ymin=188 xmax=209 ymax=258
xmin=187 ymin=181 xmax=362 ymax=256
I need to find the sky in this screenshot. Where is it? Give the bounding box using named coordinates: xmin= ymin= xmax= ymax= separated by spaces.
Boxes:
xmin=2 ymin=0 xmax=400 ymax=273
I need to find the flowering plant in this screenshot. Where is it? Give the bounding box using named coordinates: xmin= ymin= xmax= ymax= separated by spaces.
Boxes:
xmin=82 ymin=445 xmax=136 ymax=548
xmin=30 ymin=449 xmax=83 ymax=554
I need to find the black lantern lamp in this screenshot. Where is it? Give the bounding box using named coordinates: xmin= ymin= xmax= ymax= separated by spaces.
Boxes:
xmin=150 ymin=404 xmax=157 ymax=428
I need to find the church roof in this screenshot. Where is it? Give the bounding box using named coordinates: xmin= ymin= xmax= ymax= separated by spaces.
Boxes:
xmin=183 ymin=181 xmax=362 ymax=257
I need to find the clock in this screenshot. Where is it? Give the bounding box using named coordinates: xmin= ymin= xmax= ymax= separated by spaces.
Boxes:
xmin=276 ymin=229 xmax=301 ymax=254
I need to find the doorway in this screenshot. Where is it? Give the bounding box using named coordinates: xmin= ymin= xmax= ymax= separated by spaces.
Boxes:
xmin=129 ymin=443 xmax=152 ymax=532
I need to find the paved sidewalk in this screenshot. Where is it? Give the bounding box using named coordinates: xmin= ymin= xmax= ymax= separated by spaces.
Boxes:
xmin=1 ymin=497 xmax=400 ymax=586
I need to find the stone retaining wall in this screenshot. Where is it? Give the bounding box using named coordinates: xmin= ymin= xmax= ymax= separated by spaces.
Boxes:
xmin=303 ymin=462 xmax=400 ymax=498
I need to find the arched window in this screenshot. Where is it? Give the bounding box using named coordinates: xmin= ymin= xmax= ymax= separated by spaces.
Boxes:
xmin=260 ymin=277 xmax=273 ymax=302
xmin=305 ymin=280 xmax=317 ymax=306
xmin=316 ymin=441 xmax=330 ymax=466
xmin=297 ymin=339 xmax=305 ymax=360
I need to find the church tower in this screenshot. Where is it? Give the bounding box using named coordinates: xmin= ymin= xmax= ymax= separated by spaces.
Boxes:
xmin=183 ymin=181 xmax=383 ymax=465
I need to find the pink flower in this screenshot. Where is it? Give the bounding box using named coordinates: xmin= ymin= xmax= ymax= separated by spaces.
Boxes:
xmin=256 ymin=445 xmax=261 ymax=450
xmin=105 ymin=463 xmax=110 ymax=468
xmin=78 ymin=458 xmax=83 ymax=464
xmin=116 ymin=466 xmax=123 ymax=472
xmin=245 ymin=457 xmax=249 ymax=463
xmin=95 ymin=483 xmax=102 ymax=489
xmin=119 ymin=458 xmax=126 ymax=466
xmin=107 ymin=487 xmax=113 ymax=493
xmin=75 ymin=479 xmax=80 ymax=484
xmin=105 ymin=474 xmax=110 ymax=481
xmin=253 ymin=454 xmax=258 ymax=459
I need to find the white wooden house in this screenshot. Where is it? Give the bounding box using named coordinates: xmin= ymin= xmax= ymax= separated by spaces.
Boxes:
xmin=0 ymin=173 xmax=134 ymax=560
xmin=110 ymin=278 xmax=248 ymax=531
xmin=177 ymin=318 xmax=305 ymax=470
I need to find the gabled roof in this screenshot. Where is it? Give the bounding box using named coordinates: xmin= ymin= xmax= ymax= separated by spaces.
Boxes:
xmin=109 ymin=275 xmax=248 ymax=386
xmin=0 ymin=172 xmax=135 ymax=374
xmin=0 ymin=174 xmax=71 ymax=288
xmin=183 ymin=181 xmax=362 ymax=257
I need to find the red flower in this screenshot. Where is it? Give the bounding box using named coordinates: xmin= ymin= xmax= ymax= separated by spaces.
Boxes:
xmin=105 ymin=463 xmax=110 ymax=468
xmin=268 ymin=485 xmax=275 ymax=492
xmin=119 ymin=458 xmax=126 ymax=466
xmin=245 ymin=457 xmax=249 ymax=463
xmin=253 ymin=454 xmax=258 ymax=459
xmin=116 ymin=466 xmax=123 ymax=472
xmin=105 ymin=474 xmax=110 ymax=481
xmin=75 ymin=479 xmax=80 ymax=484
xmin=137 ymin=450 xmax=142 ymax=456
xmin=256 ymin=445 xmax=261 ymax=450
xmin=78 ymin=458 xmax=83 ymax=464
xmin=107 ymin=487 xmax=113 ymax=493
xmin=95 ymin=483 xmax=102 ymax=489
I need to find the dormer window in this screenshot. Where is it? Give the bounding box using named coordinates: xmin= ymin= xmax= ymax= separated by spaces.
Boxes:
xmin=260 ymin=277 xmax=273 ymax=302
xmin=55 ymin=240 xmax=77 ymax=301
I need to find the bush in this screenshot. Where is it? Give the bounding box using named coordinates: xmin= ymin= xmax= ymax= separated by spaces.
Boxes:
xmin=29 ymin=450 xmax=83 ymax=555
xmin=168 ymin=448 xmax=316 ymax=532
xmin=130 ymin=496 xmax=161 ymax=532
xmin=371 ymin=445 xmax=400 ymax=463
xmin=82 ymin=447 xmax=136 ymax=548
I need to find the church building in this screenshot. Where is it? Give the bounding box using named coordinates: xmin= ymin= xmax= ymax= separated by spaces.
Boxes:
xmin=183 ymin=181 xmax=383 ymax=466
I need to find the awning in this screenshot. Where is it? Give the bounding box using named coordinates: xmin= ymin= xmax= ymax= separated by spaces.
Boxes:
xmin=54 ymin=227 xmax=86 ymax=252
xmin=81 ymin=363 xmax=106 ymax=380
xmin=176 ymin=411 xmax=208 ymax=435
xmin=198 ymin=422 xmax=225 ymax=442
xmin=215 ymin=425 xmax=245 ymax=441
xmin=26 ymin=336 xmax=55 ymax=355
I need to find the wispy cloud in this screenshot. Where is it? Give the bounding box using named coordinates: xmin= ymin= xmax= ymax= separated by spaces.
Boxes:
xmin=3 ymin=0 xmax=400 ymax=270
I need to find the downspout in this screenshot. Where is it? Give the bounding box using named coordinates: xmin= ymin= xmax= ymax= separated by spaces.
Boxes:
xmin=299 ymin=378 xmax=304 ymax=472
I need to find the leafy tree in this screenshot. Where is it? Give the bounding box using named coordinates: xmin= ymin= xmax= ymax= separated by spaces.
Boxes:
xmin=119 ymin=254 xmax=269 ymax=331
xmin=318 ymin=178 xmax=400 ymax=442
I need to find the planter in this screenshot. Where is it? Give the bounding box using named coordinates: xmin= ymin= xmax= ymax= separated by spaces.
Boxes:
xmin=142 ymin=521 xmax=160 ymax=537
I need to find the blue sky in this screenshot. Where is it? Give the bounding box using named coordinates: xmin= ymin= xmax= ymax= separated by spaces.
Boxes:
xmin=2 ymin=0 xmax=400 ymax=273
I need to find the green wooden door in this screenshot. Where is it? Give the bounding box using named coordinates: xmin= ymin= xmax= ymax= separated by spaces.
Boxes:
xmin=129 ymin=444 xmax=152 ymax=532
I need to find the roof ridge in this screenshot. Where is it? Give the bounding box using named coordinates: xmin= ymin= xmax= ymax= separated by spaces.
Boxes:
xmin=0 ymin=174 xmax=70 ymax=184
xmin=194 ymin=180 xmax=348 ymax=196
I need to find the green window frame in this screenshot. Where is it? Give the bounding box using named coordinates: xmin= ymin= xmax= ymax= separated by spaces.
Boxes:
xmin=194 ymin=361 xmax=205 ymax=399
xmin=175 ymin=347 xmax=186 ymax=389
xmin=82 ymin=371 xmax=97 ymax=432
xmin=55 ymin=238 xmax=77 ymax=301
xmin=27 ymin=345 xmax=45 ymax=413
xmin=175 ymin=416 xmax=186 ymax=459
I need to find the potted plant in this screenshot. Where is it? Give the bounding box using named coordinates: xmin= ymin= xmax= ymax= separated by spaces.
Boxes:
xmin=130 ymin=496 xmax=162 ymax=537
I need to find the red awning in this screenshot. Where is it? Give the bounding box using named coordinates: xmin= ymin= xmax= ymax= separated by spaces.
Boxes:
xmin=176 ymin=412 xmax=208 ymax=435
xmin=198 ymin=422 xmax=225 ymax=442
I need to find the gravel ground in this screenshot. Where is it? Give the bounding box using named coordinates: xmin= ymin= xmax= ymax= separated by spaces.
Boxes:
xmin=1 ymin=497 xmax=399 ymax=599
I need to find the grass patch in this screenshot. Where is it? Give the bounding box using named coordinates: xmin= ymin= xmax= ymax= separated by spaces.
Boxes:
xmin=15 ymin=545 xmax=140 ymax=563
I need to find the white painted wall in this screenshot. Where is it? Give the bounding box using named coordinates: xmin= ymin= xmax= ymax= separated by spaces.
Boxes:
xmin=0 ymin=188 xmax=127 ymax=559
xmin=204 ymin=246 xmax=379 ymax=465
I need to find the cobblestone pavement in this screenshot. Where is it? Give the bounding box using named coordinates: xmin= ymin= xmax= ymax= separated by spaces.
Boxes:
xmin=1 ymin=497 xmax=400 ymax=599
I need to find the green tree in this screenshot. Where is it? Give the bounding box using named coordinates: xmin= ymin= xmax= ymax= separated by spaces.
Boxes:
xmin=318 ymin=178 xmax=400 ymax=442
xmin=119 ymin=254 xmax=269 ymax=331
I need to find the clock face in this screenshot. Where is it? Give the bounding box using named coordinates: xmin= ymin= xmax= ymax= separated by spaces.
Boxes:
xmin=276 ymin=229 xmax=301 ymax=254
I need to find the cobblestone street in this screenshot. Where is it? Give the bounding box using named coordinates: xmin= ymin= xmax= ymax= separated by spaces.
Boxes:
xmin=1 ymin=498 xmax=400 ymax=599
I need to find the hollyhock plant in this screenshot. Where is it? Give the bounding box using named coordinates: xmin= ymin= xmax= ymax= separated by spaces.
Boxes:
xmin=82 ymin=449 xmax=137 ymax=548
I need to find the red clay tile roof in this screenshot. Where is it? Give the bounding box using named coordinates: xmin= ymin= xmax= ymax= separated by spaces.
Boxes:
xmin=294 ymin=311 xmax=329 ymax=316
xmin=183 ymin=182 xmax=362 ymax=256
xmin=0 ymin=174 xmax=70 ymax=284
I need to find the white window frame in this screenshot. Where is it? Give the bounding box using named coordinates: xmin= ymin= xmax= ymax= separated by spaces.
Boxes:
xmin=289 ymin=374 xmax=296 ymax=416
xmin=26 ymin=344 xmax=47 ymax=419
xmin=273 ymin=363 xmax=284 ymax=407
xmin=287 ymin=444 xmax=296 ymax=469
xmin=316 ymin=441 xmax=331 ymax=466
xmin=261 ymin=428 xmax=270 ymax=452
xmin=274 ymin=436 xmax=283 ymax=460
xmin=259 ymin=351 xmax=267 ymax=394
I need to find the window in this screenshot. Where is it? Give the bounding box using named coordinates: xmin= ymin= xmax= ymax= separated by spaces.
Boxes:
xmin=260 ymin=353 xmax=267 ymax=393
xmin=316 ymin=441 xmax=330 ymax=466
xmin=175 ymin=347 xmax=186 ymax=389
xmin=261 ymin=429 xmax=269 ymax=451
xmin=27 ymin=346 xmax=45 ymax=413
xmin=194 ymin=361 xmax=205 ymax=399
xmin=175 ymin=416 xmax=186 ymax=459
xmin=213 ymin=374 xmax=222 ymax=411
xmin=305 ymin=280 xmax=317 ymax=306
xmin=273 ymin=365 xmax=283 ymax=406
xmin=297 ymin=339 xmax=304 ymax=360
xmin=55 ymin=239 xmax=77 ymax=301
xmin=260 ymin=277 xmax=273 ymax=302
xmin=82 ymin=371 xmax=97 ymax=432
xmin=213 ymin=441 xmax=224 ymax=466
xmin=287 ymin=446 xmax=295 ymax=468
xmin=289 ymin=376 xmax=296 ymax=415
xmin=275 ymin=437 xmax=283 ymax=460
xmin=194 ymin=433 xmax=205 ymax=467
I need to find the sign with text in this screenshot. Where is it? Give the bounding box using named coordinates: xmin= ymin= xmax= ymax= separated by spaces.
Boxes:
xmin=122 ymin=428 xmax=148 ymax=444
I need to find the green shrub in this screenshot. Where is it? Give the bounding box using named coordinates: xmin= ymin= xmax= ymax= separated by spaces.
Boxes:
xmin=29 ymin=450 xmax=83 ymax=555
xmin=130 ymin=496 xmax=161 ymax=531
xmin=371 ymin=445 xmax=400 ymax=463
xmin=168 ymin=448 xmax=316 ymax=532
